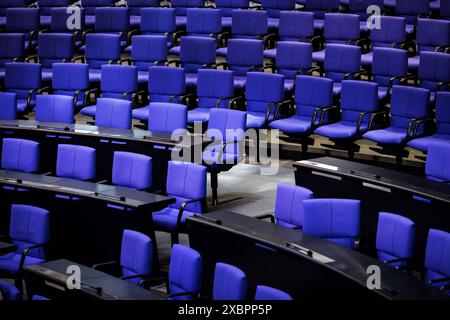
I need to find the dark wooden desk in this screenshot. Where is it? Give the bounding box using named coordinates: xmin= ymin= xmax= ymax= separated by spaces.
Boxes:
xmin=293 ymin=157 xmax=450 ymax=268
xmin=0 ymin=170 xmax=174 ymax=269
xmin=187 ymin=211 xmax=448 ymax=300
xmin=24 ymin=259 xmax=165 ymax=300
xmin=0 ymin=241 xmax=16 ymax=255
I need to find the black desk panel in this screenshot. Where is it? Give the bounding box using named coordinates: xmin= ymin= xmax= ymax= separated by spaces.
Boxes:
xmin=293 ymin=157 xmax=450 ymax=268
xmin=187 ymin=211 xmax=447 ymax=300
xmin=24 ymin=259 xmax=164 ymax=300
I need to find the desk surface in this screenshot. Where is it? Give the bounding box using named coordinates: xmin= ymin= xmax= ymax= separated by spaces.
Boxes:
xmin=294 ymin=157 xmax=450 ymax=203
xmin=188 ymin=211 xmax=448 ymax=300
xmin=24 ymin=259 xmax=165 ymax=300
xmin=0 ymin=170 xmax=174 ymax=210
xmin=0 ymin=241 xmax=16 ymax=255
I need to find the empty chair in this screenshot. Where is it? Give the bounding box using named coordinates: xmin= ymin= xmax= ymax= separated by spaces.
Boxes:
xmin=80 ymin=65 xmax=138 ymax=117
xmin=37 ymin=0 xmax=72 ymax=26
xmin=213 ymin=263 xmax=247 ymax=300
xmin=409 ymin=19 xmax=450 ymax=69
xmin=441 ymin=0 xmax=450 ymax=19
xmin=0 ymin=93 xmax=17 ymax=120
xmin=112 ymin=151 xmax=152 ymax=191
xmin=35 ymin=95 xmax=75 ymax=124
xmin=56 ymin=144 xmax=96 ymax=181
xmin=215 ymin=0 xmax=250 ymax=28
xmin=127 ymin=0 xmax=161 ymax=26
xmin=255 ymin=285 xmax=293 ymax=300
xmin=132 ymin=67 xmax=186 ymax=122
xmin=417 ymin=52 xmax=450 ymax=103
xmin=95 ymin=98 xmax=132 ymax=130
xmin=1 ymin=138 xmax=40 ymax=173
xmin=363 ymin=86 xmax=431 ymax=165
xmin=376 ymin=212 xmax=415 ymax=269
xmin=148 ymin=103 xmax=188 ymax=134
xmin=152 ymin=161 xmax=207 ymax=244
xmin=269 ymin=76 xmax=334 ymax=157
xmin=50 ymin=7 xmax=86 ymax=48
xmin=303 ymin=199 xmax=361 ymax=249
xmin=4 ymin=63 xmax=43 ymax=114
xmin=264 ymin=11 xmax=315 ymax=60
xmin=5 ymin=8 xmax=40 ymax=50
xmin=0 ymin=205 xmax=50 ymax=277
xmin=347 ymin=0 xmax=384 ymax=31
xmin=0 ymin=281 xmax=21 ymax=301
xmin=225 ymin=39 xmax=264 ymax=90
xmin=261 ymin=0 xmax=296 ymax=29
xmin=425 ymin=142 xmax=450 ymax=182
xmin=395 ymin=0 xmax=431 ymax=34
xmin=188 ymin=69 xmax=235 ymax=125
xmin=370 ymin=47 xmax=409 ymax=102
xmin=139 ymin=8 xmax=177 ymax=49
xmin=94 ymin=7 xmax=132 ymax=49
xmin=303 ymin=0 xmax=340 ymax=29
xmin=425 ymin=229 xmax=450 ymax=294
xmin=408 ymin=92 xmax=450 ymax=153
xmin=171 ymin=0 xmax=206 ymax=28
xmin=93 ymin=230 xmax=153 ymax=284
xmin=315 ymin=80 xmax=380 ymax=158
xmin=273 ymin=184 xmax=314 ymax=229
xmin=52 ymin=63 xmax=90 ymax=111
xmin=0 ymin=33 xmax=25 ymax=81
xmin=81 ymin=0 xmax=115 ymax=25
xmin=0 ymin=0 xmax=28 ymax=28
xmin=166 ymin=244 xmax=202 ymax=300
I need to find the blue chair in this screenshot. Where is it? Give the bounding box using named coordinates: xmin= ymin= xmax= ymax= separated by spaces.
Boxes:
xmin=261 ymin=0 xmax=296 ymax=29
xmin=255 ymin=285 xmax=293 ymax=300
xmin=50 ymin=7 xmax=86 ymax=48
xmin=0 ymin=92 xmax=17 ymax=120
xmin=425 ymin=142 xmax=450 ymax=183
xmin=425 ymin=229 xmax=450 ymax=295
xmin=132 ymin=67 xmax=187 ymax=122
xmin=0 ymin=281 xmax=21 ymax=300
xmin=0 ymin=0 xmax=28 ymax=28
xmin=5 ymin=8 xmax=40 ymax=50
xmin=215 ymin=0 xmax=250 ymax=28
xmin=35 ymin=95 xmax=75 ymax=124
xmin=269 ymin=75 xmax=334 ymax=157
xmin=213 ymin=263 xmax=247 ymax=300
xmin=81 ymin=0 xmax=115 ymax=25
xmin=93 ymin=229 xmax=153 ymax=285
xmin=80 ymin=65 xmax=139 ymax=118
xmin=52 ymin=63 xmax=91 ymax=111
xmin=225 ymin=39 xmax=264 ymax=90
xmin=408 ymin=92 xmax=450 ymax=153
xmin=0 ymin=205 xmax=50 ymax=279
xmin=441 ymin=0 xmax=450 ymax=19
xmin=188 ymin=69 xmax=235 ymax=125
xmin=0 ymin=33 xmax=25 ymax=82
xmin=314 ymin=80 xmax=380 ymax=159
xmin=417 ymin=52 xmax=450 ymax=103
xmin=112 ymin=151 xmax=152 ymax=191
xmin=152 ymin=161 xmax=207 ymax=244
xmin=167 ymin=244 xmax=202 ymax=300
xmin=139 ymin=8 xmax=177 ymax=49
xmin=1 ymin=138 xmax=40 ymax=173
xmin=347 ymin=0 xmax=384 ymax=31
xmin=395 ymin=0 xmax=431 ymax=34
xmin=171 ymin=0 xmax=205 ymax=28
xmin=303 ymin=0 xmax=340 ymax=29
xmin=56 ymin=144 xmax=96 ymax=181
xmin=32 ymin=295 xmax=50 ymax=300
xmin=363 ymin=86 xmax=431 ymax=166
xmin=37 ymin=0 xmax=72 ymax=26
xmin=303 ymin=199 xmax=361 ymax=249
xmin=148 ymin=103 xmax=188 ymax=134
xmin=4 ymin=62 xmax=44 ymax=114
xmin=274 ymin=184 xmax=314 ymax=230
xmin=127 ymin=0 xmax=160 ymax=26
xmin=95 ymin=98 xmax=132 ymax=130
xmin=376 ymin=212 xmax=415 ymax=269
xmin=203 ymin=108 xmax=247 ymax=206
xmin=94 ymin=7 xmax=133 ymax=49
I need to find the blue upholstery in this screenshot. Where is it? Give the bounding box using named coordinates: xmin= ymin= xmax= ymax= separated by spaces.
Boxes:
xmin=303 ymin=199 xmax=361 ymax=249
xmin=56 ymin=144 xmax=96 ymax=181
xmin=95 ymin=98 xmax=132 ymax=130
xmin=148 ymin=103 xmax=187 ymax=134
xmin=186 ymin=8 xmax=222 ymax=37
xmin=274 ymin=184 xmax=314 ymax=229
xmin=131 ymin=35 xmax=168 ymax=83
xmin=348 ymin=0 xmax=384 ymax=26
xmin=261 ymin=0 xmax=296 ymax=28
xmin=32 ymin=295 xmax=50 ymax=300
xmin=128 ymin=0 xmax=160 ymax=16
xmin=425 ymin=142 xmax=450 ymax=182
xmin=52 ymin=63 xmax=90 ymax=110
xmin=0 ymin=33 xmax=25 ymax=80
xmin=172 ymin=0 xmax=206 ymax=27
xmin=0 ymin=205 xmax=50 ymax=276
xmin=425 ymin=229 xmax=450 ymax=294
xmin=395 ymin=0 xmax=430 ymax=31
xmin=441 ymin=0 xmax=450 ymax=19
xmin=140 ymin=8 xmax=176 ymax=48
xmin=213 ymin=263 xmax=247 ymax=300
xmin=38 ymin=0 xmax=72 ymax=16
xmin=0 ymin=281 xmax=21 ymax=300
xmin=35 ymin=95 xmax=75 ymax=124
xmin=85 ymin=33 xmax=121 ymax=82
xmin=120 ymin=229 xmax=153 ymax=285
xmin=153 ymin=161 xmax=207 ymax=231
xmin=418 ymin=52 xmax=450 ymax=99
xmin=369 ymin=16 xmax=406 ymax=49
xmin=132 ymin=67 xmax=186 ymax=121
xmin=304 ymin=0 xmax=340 ymax=29
xmin=255 ymin=285 xmax=293 ymax=300
xmin=37 ymin=33 xmax=74 ymax=82
xmin=1 ymin=138 xmax=40 ymax=173
xmin=4 ymin=62 xmax=42 ymax=114
xmin=363 ymin=86 xmax=431 ymax=145
xmin=95 ymin=7 xmax=130 ymax=48
xmin=315 ymin=80 xmax=379 ymax=139
xmin=245 ymin=72 xmax=284 ymax=129
xmin=376 ymin=212 xmax=415 ymax=268
xmin=112 ymin=152 xmax=152 ymax=191
xmin=227 ymin=39 xmax=264 ymax=89
xmin=408 ymin=92 xmax=450 ymax=152
xmin=188 ymin=69 xmax=234 ymax=124
xmin=51 ymin=7 xmax=86 ymax=35
xmin=270 ymin=76 xmax=333 ymax=134
xmin=81 ymin=0 xmax=115 ymax=20
xmin=168 ymin=244 xmax=202 ymax=300
xmin=215 ymin=0 xmax=249 ymax=27
xmin=0 ymin=92 xmax=17 ymax=120
xmin=5 ymin=8 xmax=39 ymax=50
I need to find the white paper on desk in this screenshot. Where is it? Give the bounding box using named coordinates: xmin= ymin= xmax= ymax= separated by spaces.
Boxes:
xmin=297 ymin=160 xmax=339 ymax=172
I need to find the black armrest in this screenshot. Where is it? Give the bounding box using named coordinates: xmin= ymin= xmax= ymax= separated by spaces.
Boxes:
xmin=166 ymin=59 xmax=180 ymax=67
xmin=119 ymin=58 xmax=133 ymax=66
xmin=19 ymin=244 xmax=44 ymax=272
xmin=344 ymin=70 xmax=365 ymax=80
xmin=177 ymin=198 xmax=206 ymax=228
xmin=179 ymin=93 xmax=195 ymax=105
xmin=212 ymin=62 xmax=228 ymax=70
xmin=436 ymin=81 xmax=450 ymax=91
xmin=172 ymin=30 xmax=187 ymax=46
xmin=130 ymin=91 xmax=147 ymax=106
xmin=262 ymin=33 xmax=277 ymax=49
xmin=215 ymin=96 xmax=234 ymax=108
xmin=356 ymin=111 xmax=373 ymax=134
xmin=228 ymin=96 xmax=245 ymax=109
xmin=262 ymin=64 xmax=275 ymax=73
xmin=302 ymin=66 xmax=322 ymax=76
xmin=255 ymin=213 xmax=275 ymax=224
xmin=92 ymin=261 xmax=121 ymax=275
xmin=273 ymin=100 xmax=292 ymax=121
xmin=25 ymin=55 xmax=39 ymax=63
xmin=383 ymin=257 xmax=409 ymax=265
xmin=368 ymin=110 xmax=387 ymax=130
xmin=169 ymin=93 xmax=186 ymax=103
xmin=411 ymin=117 xmax=435 ymax=138
xmin=71 ymin=56 xmax=86 ymax=63
xmin=428 ymin=276 xmax=450 ymax=285
xmin=348 ymin=38 xmax=371 ymax=53
xmin=84 ymin=88 xmax=101 ymax=106
xmin=301 ymin=35 xmax=324 ymax=51
xmin=319 ymin=106 xmax=340 ymax=125
xmin=264 ymin=102 xmax=278 ymax=123
xmin=138 ymin=276 xmax=168 ymax=289
xmin=81 ymin=28 xmax=94 ymax=44
xmin=126 ymin=29 xmax=139 ymax=46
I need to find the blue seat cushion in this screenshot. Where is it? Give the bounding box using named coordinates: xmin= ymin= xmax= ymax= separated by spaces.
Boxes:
xmin=0 ymin=253 xmax=45 ymax=275
xmin=378 ymin=87 xmax=388 ymax=100
xmin=80 ymin=105 xmax=96 ymax=117
xmin=130 ymin=15 xmax=141 ymax=27
xmin=186 ymin=73 xmax=198 ymax=88
xmin=314 ymin=19 xmax=325 ymax=29
xmin=361 ymin=52 xmax=373 ymax=65
xmin=89 ymin=69 xmax=102 ymax=83
xmin=269 ymin=115 xmax=313 ymax=134
xmin=138 ymin=71 xmax=149 ymax=84
xmin=153 ymin=207 xmax=195 ymax=231
xmin=233 ymin=76 xmax=247 ymax=90
xmin=408 ymin=134 xmax=450 ymax=152
xmin=188 ymin=108 xmax=211 ymax=124
xmin=42 ymin=69 xmax=53 ymax=83
xmin=221 ymin=17 xmax=232 ymax=28
xmin=169 ymin=46 xmax=181 ymax=55
xmin=246 ymin=111 xmax=273 ymax=129
xmin=363 ymin=127 xmax=408 ymax=145
xmin=216 ymin=47 xmax=228 ymax=57
xmin=284 ymin=79 xmax=294 ymax=93
xmin=132 ymin=106 xmax=150 ymax=121
xmin=333 ymin=83 xmax=342 ymax=96
xmin=176 ymin=16 xmax=187 ymax=28
xmin=264 ymin=48 xmax=277 ymax=60
xmin=408 ymin=55 xmax=420 ymax=69
xmin=312 ymin=49 xmax=325 ymax=63
xmin=315 ymin=121 xmax=369 ymax=139
xmin=17 ymin=99 xmax=30 ymax=114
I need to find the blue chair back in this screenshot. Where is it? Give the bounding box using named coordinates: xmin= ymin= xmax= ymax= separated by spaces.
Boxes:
xmin=395 ymin=0 xmax=430 ymax=25
xmin=227 ymin=39 xmax=264 ymax=76
xmin=416 ymin=19 xmax=450 ymax=53
xmin=112 ymin=151 xmax=152 ymax=191
xmin=179 ymin=36 xmax=216 ymax=73
xmin=6 ymin=8 xmax=39 ymax=34
xmin=0 ymin=281 xmax=21 ymax=300
xmin=127 ymin=0 xmax=160 ymax=15
xmin=324 ymin=44 xmax=361 ymax=82
xmin=274 ymin=184 xmax=314 ymax=229
xmin=5 ymin=63 xmax=42 ymax=101
xmin=38 ymin=0 xmax=72 ymax=16
xmin=120 ymin=229 xmax=153 ymax=284
xmin=52 ymin=63 xmax=89 ymax=108
xmin=340 ymin=80 xmax=378 ymax=125
xmin=37 ymin=33 xmax=74 ymax=68
xmin=304 ymin=0 xmax=339 ymax=19
xmin=95 ymin=7 xmax=130 ymax=33
xmin=245 ymin=72 xmax=284 ymax=114
xmin=323 ymin=13 xmax=360 ymax=43
xmin=148 ymin=103 xmax=187 ymax=134
xmin=390 ymin=86 xmax=430 ymax=130
xmin=56 ymin=144 xmax=96 ymax=181
xmin=215 ymin=0 xmax=249 ymax=17
xmin=213 ymin=263 xmax=247 ymax=300
xmin=0 ymin=92 xmax=17 ymax=120
xmin=1 ymin=138 xmax=39 ymax=173
xmin=95 ymin=98 xmax=132 ymax=129
xmin=85 ymin=34 xmax=121 ymax=69
xmin=100 ymin=65 xmax=138 ymax=100
xmin=131 ymin=35 xmax=168 ymax=71
xmin=81 ymin=0 xmax=115 ymax=16
xmin=255 ymin=285 xmax=292 ymax=300
xmin=294 ymin=75 xmax=333 ymax=118
xmin=140 ymin=8 xmax=176 ymax=35
xmin=419 ymin=52 xmax=450 ymax=92
xmin=435 ymin=92 xmax=450 ymax=135
xmin=276 ymin=42 xmax=313 ymax=79
xmin=186 ymin=8 xmax=222 ymax=36
xmin=278 ymin=11 xmax=314 ymax=41
xmin=0 ymin=33 xmax=25 ymax=67
xmin=426 ymin=142 xmax=450 ymax=182
xmin=231 ymin=9 xmax=268 ymax=38
xmin=425 ymin=229 xmax=450 ymax=293
xmin=262 ymin=0 xmax=295 ymax=18
xmin=35 ymin=95 xmax=75 ymax=124
xmin=197 ymin=69 xmax=234 ymax=109
xmin=370 ymin=16 xmax=406 ymax=48
xmin=148 ymin=66 xmax=186 ymax=103
xmin=372 ymin=47 xmax=408 ymax=87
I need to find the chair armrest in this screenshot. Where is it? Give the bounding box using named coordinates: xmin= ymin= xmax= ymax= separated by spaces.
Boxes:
xmin=412 ymin=117 xmax=435 ymax=138
xmin=435 ymin=45 xmax=450 ymax=53
xmin=264 ymin=102 xmax=278 ymax=123
xmin=348 ymin=38 xmax=371 ymax=53
xmin=254 ymin=213 xmax=275 ymax=223
xmin=172 ymin=30 xmax=187 ymax=46
xmin=261 ymin=33 xmax=277 ymax=49
xmin=247 ymin=64 xmax=263 ymax=72
xmin=81 ymin=28 xmax=94 ymax=44
xmin=126 ymin=29 xmax=139 ymax=46
xmin=262 ymin=64 xmax=275 ymax=73
xmin=368 ymin=110 xmax=387 ymax=130
xmin=319 ymin=106 xmax=340 ymax=126
xmin=228 ymin=96 xmax=245 ymax=109
xmin=25 ymin=55 xmax=39 ymax=63
xmin=177 ymin=198 xmax=206 ymax=228
xmin=356 ymin=111 xmax=373 ymax=134
xmin=179 ymin=93 xmax=195 ymax=105
xmin=274 ymin=100 xmax=292 ymax=121
xmin=392 ymin=40 xmax=417 ymax=57
xmin=215 ymin=96 xmax=235 ymax=108
xmin=84 ymin=88 xmax=100 ymax=106
xmin=71 ymin=56 xmax=86 ymax=63
xmin=383 ymin=257 xmax=409 ymax=265
xmin=344 ymin=70 xmax=366 ymax=80
xmin=218 ymin=32 xmax=231 ymax=47
xmin=428 ymin=276 xmax=450 ymax=285
xmin=19 ymin=244 xmax=44 ymax=273
xmin=168 ymin=93 xmax=187 ymax=103
xmin=437 ymin=81 xmax=450 ymax=91
xmin=130 ymin=91 xmax=147 ymax=106
xmin=301 ymin=35 xmax=324 ymax=51
xmin=212 ymin=62 xmax=228 ymax=70
xmin=166 ymin=59 xmax=180 ymax=67
xmin=153 ymin=59 xmax=168 ymax=66
xmin=119 ymin=58 xmax=133 ymax=66
xmin=92 ymin=261 xmax=120 ymax=275
xmin=301 ymin=66 xmax=322 ymax=76
xmin=138 ymin=276 xmax=168 ymax=289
